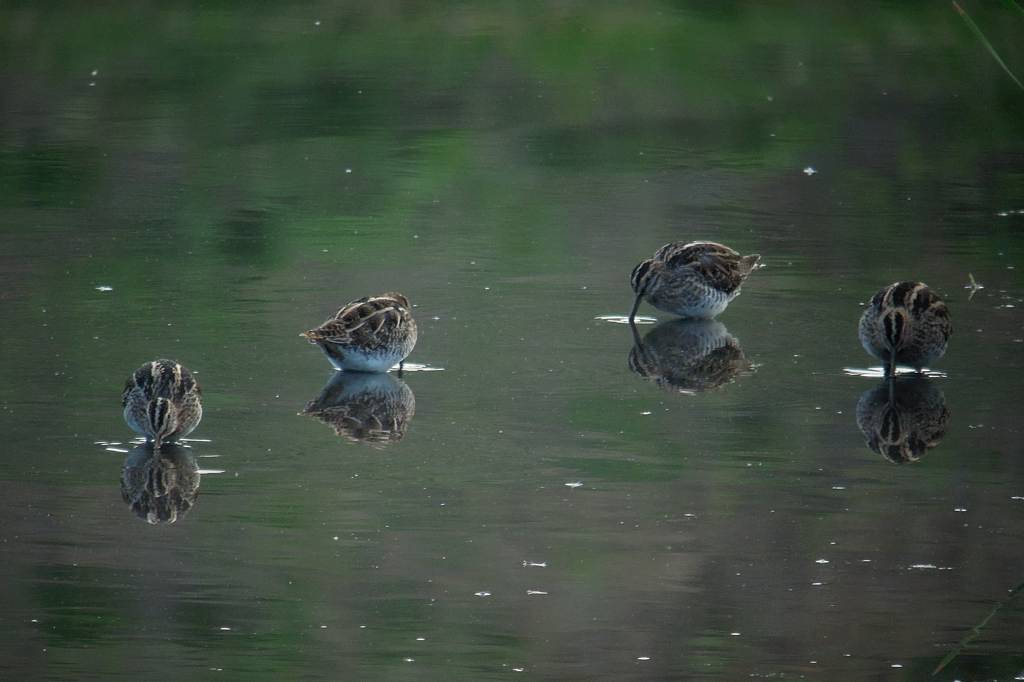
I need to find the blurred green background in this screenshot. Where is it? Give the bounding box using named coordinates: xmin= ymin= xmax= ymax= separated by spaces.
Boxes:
xmin=1 ymin=2 xmax=1023 ymax=679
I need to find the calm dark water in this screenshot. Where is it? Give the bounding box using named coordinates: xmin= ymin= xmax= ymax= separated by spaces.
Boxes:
xmin=2 ymin=2 xmax=1024 ymax=680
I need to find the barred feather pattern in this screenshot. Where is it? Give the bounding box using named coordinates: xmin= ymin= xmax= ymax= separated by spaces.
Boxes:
xmin=858 ymin=282 xmax=952 ymax=369
xmin=302 ymin=292 xmax=417 ymax=372
xmin=122 ymin=359 xmax=203 ymax=449
xmin=631 ymin=241 xmax=760 ymax=319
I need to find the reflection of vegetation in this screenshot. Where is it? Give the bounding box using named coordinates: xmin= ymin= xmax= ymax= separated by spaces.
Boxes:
xmin=953 ymin=1 xmax=1023 ymax=91
xmin=932 ymin=580 xmax=1024 ymax=675
xmin=1 ymin=3 xmax=1023 ymax=678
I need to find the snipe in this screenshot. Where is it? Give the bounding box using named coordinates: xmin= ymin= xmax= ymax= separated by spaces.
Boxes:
xmin=629 ymin=241 xmax=760 ymax=322
xmin=856 ymin=376 xmax=950 ymax=464
xmin=628 ymin=319 xmax=752 ymax=393
xmin=122 ymin=359 xmax=203 ymax=450
xmin=301 ymin=371 xmax=416 ymax=446
xmin=301 ymin=292 xmax=417 ymax=372
xmin=120 ymin=445 xmax=200 ymax=523
xmin=858 ymin=281 xmax=952 ymax=375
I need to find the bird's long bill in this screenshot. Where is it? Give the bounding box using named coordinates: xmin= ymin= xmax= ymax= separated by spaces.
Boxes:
xmin=628 ymin=293 xmax=643 ymax=323
xmin=628 ymin=318 xmax=643 ymax=346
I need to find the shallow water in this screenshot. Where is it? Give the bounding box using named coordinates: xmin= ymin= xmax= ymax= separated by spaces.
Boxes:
xmin=2 ymin=3 xmax=1024 ymax=680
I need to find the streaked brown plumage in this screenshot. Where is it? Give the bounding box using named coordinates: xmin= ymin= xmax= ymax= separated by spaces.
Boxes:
xmin=120 ymin=445 xmax=200 ymax=523
xmin=630 ymin=241 xmax=760 ymax=322
xmin=628 ymin=319 xmax=753 ymax=393
xmin=858 ymin=281 xmax=952 ymax=375
xmin=301 ymin=292 xmax=417 ymax=372
xmin=121 ymin=359 xmax=203 ymax=450
xmin=301 ymin=370 xmax=415 ymax=446
xmin=856 ymin=377 xmax=950 ymax=464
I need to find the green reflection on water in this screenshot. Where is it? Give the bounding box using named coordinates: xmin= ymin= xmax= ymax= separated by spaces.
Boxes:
xmin=2 ymin=2 xmax=1023 ymax=680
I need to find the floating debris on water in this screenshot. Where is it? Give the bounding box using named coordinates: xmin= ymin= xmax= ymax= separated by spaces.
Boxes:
xmin=815 ymin=559 xmax=830 ymax=564
xmin=522 ymin=560 xmax=547 ymax=567
xmin=909 ymin=564 xmax=937 ymax=570
xmin=594 ymin=314 xmax=657 ymax=325
xmin=94 ymin=285 xmax=113 ymax=292
xmin=803 ymin=166 xmax=817 ymax=176
xmin=637 ymin=656 xmax=651 ymax=661
xmin=966 ymin=272 xmax=984 ymax=300
xmin=526 ymin=590 xmax=548 ymax=595
xmin=474 ymin=591 xmax=491 ymax=597
xmin=197 ymin=469 xmax=226 ymax=475
xmin=564 ymin=481 xmax=583 ymax=488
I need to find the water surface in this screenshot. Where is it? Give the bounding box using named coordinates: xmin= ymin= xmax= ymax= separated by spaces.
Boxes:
xmin=2 ymin=3 xmax=1023 ymax=680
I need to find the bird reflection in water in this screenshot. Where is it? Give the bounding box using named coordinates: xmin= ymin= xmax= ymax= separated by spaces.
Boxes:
xmin=628 ymin=319 xmax=753 ymax=393
xmin=301 ymin=371 xmax=415 ymax=446
xmin=120 ymin=444 xmax=200 ymax=524
xmin=856 ymin=376 xmax=950 ymax=463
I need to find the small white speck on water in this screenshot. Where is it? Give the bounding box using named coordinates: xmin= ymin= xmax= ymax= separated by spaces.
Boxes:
xmin=812 ymin=582 xmax=823 ymax=586
xmin=832 ymin=485 xmax=846 ymax=490
xmin=219 ymin=627 xmax=231 ymax=631
xmin=815 ymin=559 xmax=830 ymax=564
xmin=1012 ymin=496 xmax=1024 ymax=501
xmin=803 ymin=166 xmax=817 ymax=175
xmin=95 ymin=285 xmax=113 ymax=292
xmin=641 ymin=411 xmax=652 ymax=415
xmin=891 ymin=664 xmax=903 ymax=668
xmin=415 ymin=637 xmax=425 ymax=641
xmin=91 ymin=69 xmax=98 ymax=76
xmin=344 ymin=168 xmax=352 ymax=173
xmin=474 ymin=591 xmax=492 ymax=597
xmin=910 ymin=564 xmax=937 ymax=570
xmin=522 ymin=560 xmax=547 ymax=567
xmin=730 ymin=632 xmax=741 ymax=636
xmin=404 ymin=658 xmax=415 ymax=663
xmin=359 ymin=625 xmax=367 ymax=629
xmin=526 ymin=590 xmax=548 ymax=595
xmin=954 ymin=508 xmax=967 ymax=512
xmin=637 ymin=656 xmax=651 ymax=661
xmin=333 ymin=536 xmax=339 ymax=541
xmin=320 ymin=625 xmax=327 ymax=629
xmin=565 ymin=481 xmax=583 ymax=488
xmin=314 ymin=19 xmax=321 ymax=26
xmin=512 ymin=667 xmax=525 ymax=672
